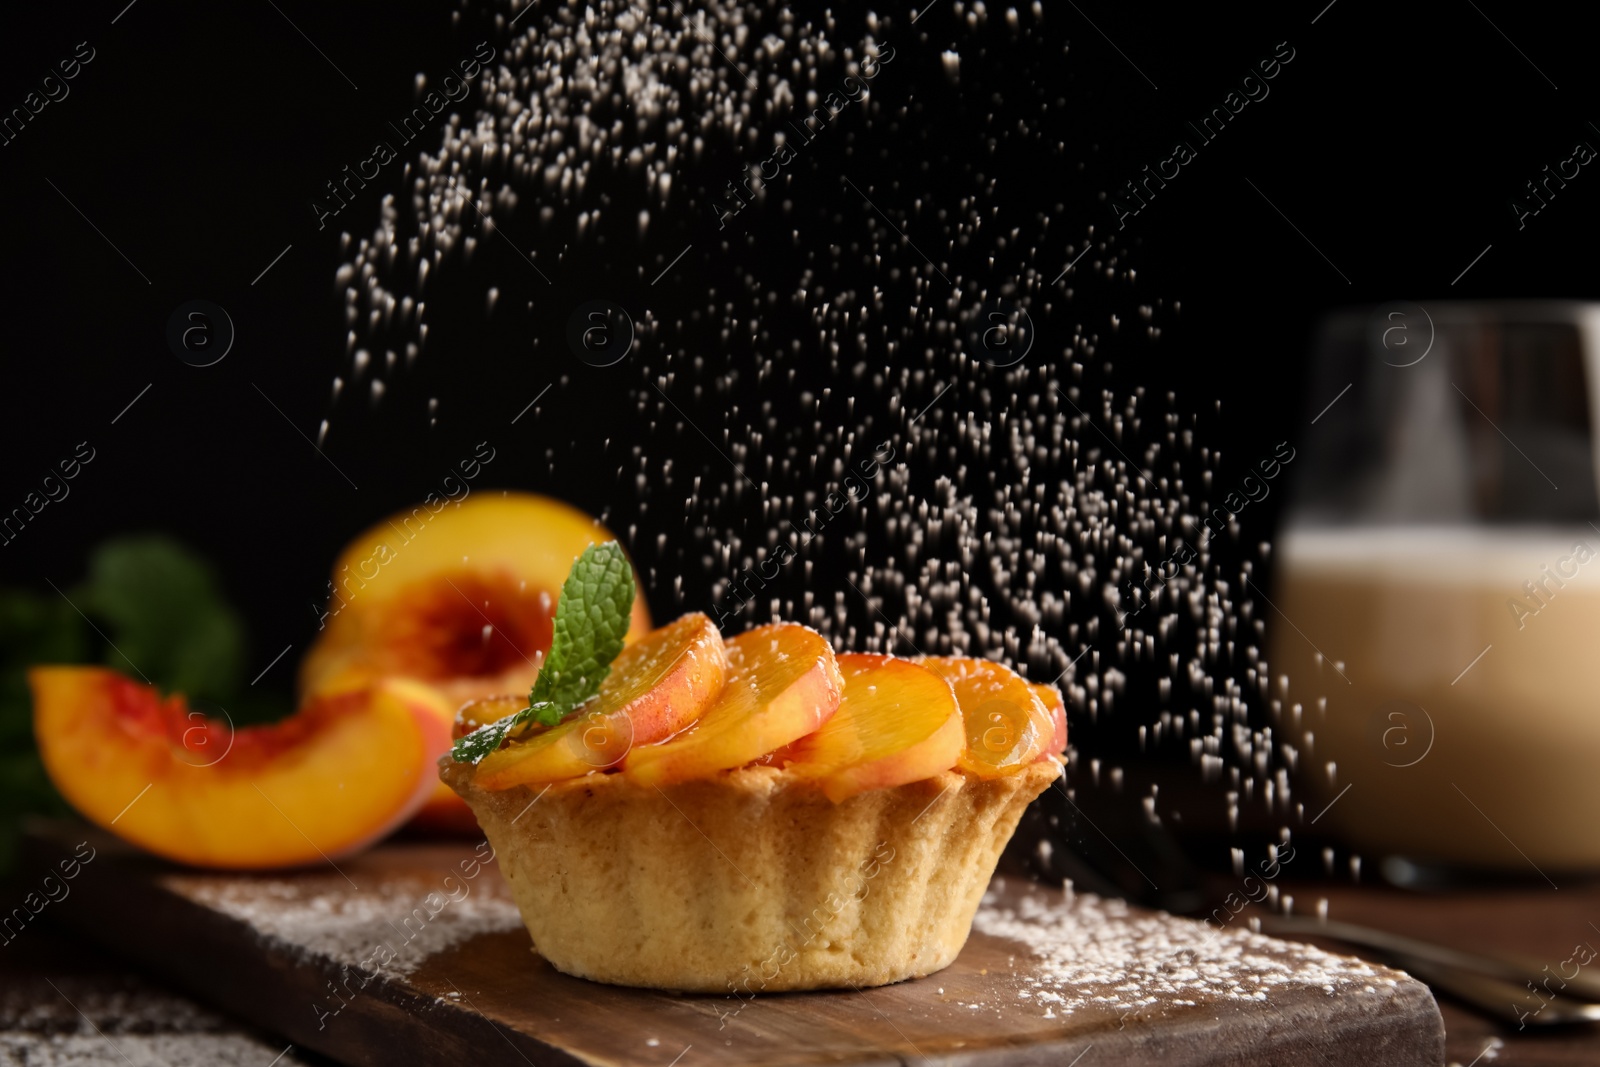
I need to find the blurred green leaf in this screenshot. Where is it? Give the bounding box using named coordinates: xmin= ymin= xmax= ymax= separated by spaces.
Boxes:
xmin=0 ymin=588 xmax=89 ymax=868
xmin=0 ymin=589 xmax=88 ymax=735
xmin=72 ymin=535 xmax=247 ymax=704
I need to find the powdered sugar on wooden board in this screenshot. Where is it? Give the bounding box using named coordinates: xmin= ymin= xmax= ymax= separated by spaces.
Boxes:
xmin=164 ymin=859 xmax=1397 ymax=1025
xmin=973 ymin=881 xmax=1397 ymax=1020
xmin=165 ymin=869 xmax=525 ymax=978
xmin=23 ymin=823 xmax=1444 ymax=1066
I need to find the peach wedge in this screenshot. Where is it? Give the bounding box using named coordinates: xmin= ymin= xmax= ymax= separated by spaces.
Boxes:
xmin=781 ymin=653 xmax=965 ymax=802
xmin=31 ymin=666 xmax=451 ymax=869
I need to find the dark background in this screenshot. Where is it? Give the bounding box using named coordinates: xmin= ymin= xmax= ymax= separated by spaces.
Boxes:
xmin=2 ymin=1 xmax=1595 ymax=878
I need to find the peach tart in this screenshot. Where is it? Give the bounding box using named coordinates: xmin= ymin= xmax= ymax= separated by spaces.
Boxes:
xmin=442 ymin=544 xmax=1064 ymax=992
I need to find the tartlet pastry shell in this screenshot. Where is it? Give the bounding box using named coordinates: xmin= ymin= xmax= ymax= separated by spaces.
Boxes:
xmin=443 ymin=759 xmax=1060 ymax=992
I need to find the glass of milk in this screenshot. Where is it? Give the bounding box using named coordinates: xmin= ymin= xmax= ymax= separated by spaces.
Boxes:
xmin=1273 ymin=301 xmax=1600 ymax=878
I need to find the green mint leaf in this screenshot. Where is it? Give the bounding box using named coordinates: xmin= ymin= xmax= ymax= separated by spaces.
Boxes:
xmin=521 ymin=700 xmax=566 ymax=731
xmin=450 ymin=542 xmax=635 ymax=763
xmin=450 ymin=716 xmax=513 ymax=764
xmin=529 ymin=541 xmax=635 ymax=709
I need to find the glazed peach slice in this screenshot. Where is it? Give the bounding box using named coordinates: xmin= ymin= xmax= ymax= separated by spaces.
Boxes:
xmin=1030 ymin=681 xmax=1068 ymax=757
xmin=919 ymin=656 xmax=1054 ymax=778
xmin=30 ymin=666 xmax=451 ymax=869
xmin=300 ymin=492 xmax=651 ymax=830
xmin=623 ymin=623 xmax=842 ymax=788
xmin=469 ymin=613 xmax=727 ymax=790
xmin=780 ymin=654 xmax=964 ymax=802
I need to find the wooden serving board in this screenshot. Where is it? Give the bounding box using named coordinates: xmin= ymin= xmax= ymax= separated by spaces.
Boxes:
xmin=24 ymin=823 xmax=1444 ymax=1066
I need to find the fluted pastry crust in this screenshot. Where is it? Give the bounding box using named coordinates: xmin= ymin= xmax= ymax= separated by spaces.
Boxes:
xmin=442 ymin=759 xmax=1059 ymax=991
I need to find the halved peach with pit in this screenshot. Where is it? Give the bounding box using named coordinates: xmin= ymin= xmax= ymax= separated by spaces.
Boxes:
xmin=468 ymin=613 xmax=727 ymax=790
xmin=300 ymin=492 xmax=651 ymax=829
xmin=780 ymin=653 xmax=964 ymax=802
xmin=301 ymin=492 xmax=652 ymax=703
xmin=30 ymin=666 xmax=451 ymax=869
xmin=623 ymin=623 xmax=842 ymax=788
xmin=919 ymin=656 xmax=1054 ymax=778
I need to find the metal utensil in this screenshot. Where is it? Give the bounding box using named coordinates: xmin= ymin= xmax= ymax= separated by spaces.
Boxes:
xmin=1395 ymin=955 xmax=1600 ymax=1028
xmin=1264 ymin=915 xmax=1600 ymax=1027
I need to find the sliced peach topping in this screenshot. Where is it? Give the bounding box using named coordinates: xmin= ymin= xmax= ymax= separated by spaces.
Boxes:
xmin=779 ymin=653 xmax=964 ymax=802
xmin=31 ymin=667 xmax=451 ymax=869
xmin=470 ymin=613 xmax=727 ymax=790
xmin=1030 ymin=681 xmax=1068 ymax=756
xmin=919 ymin=656 xmax=1054 ymax=777
xmin=623 ymin=623 xmax=842 ymax=788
